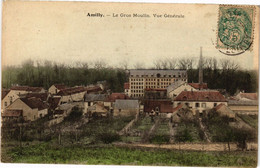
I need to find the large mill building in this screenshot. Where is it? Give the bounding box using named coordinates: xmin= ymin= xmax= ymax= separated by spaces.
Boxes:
xmin=128 ymin=69 xmax=187 ymax=98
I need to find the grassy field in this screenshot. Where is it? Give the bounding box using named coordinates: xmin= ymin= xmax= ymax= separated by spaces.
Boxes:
xmin=238 ymin=114 xmax=258 ymax=129
xmin=1 ymin=142 xmax=257 ymax=167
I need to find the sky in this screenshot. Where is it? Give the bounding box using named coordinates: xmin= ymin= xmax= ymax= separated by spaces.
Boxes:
xmin=2 ymin=1 xmax=259 ymax=70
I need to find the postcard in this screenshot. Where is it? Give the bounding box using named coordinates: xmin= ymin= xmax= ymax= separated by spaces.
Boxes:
xmin=1 ymin=1 xmax=259 ymax=167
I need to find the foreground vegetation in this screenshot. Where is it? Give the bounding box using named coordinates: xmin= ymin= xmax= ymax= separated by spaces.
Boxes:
xmin=2 ymin=142 xmax=257 ymax=167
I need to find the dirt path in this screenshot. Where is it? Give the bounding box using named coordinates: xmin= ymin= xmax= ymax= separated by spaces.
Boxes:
xmin=198 ymin=118 xmax=211 ymax=142
xmin=168 ymin=121 xmax=175 ymax=143
xmin=114 ymin=142 xmax=258 ymax=151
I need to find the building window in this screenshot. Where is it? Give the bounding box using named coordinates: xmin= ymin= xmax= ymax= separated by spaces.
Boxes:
xmin=4 ymin=102 xmax=7 ymax=107
xmin=202 ymin=103 xmax=206 ymax=108
xmin=185 ymin=103 xmax=189 ymax=107
xmin=214 ymin=103 xmax=217 ymax=107
xmin=119 ymin=109 xmax=121 ymax=112
xmin=195 ymin=103 xmax=200 ymax=107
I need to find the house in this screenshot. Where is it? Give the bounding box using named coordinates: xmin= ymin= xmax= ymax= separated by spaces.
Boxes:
xmin=86 ymin=86 xmax=103 ymax=94
xmin=167 ymin=81 xmax=208 ymax=99
xmin=23 ymin=92 xmax=49 ymax=102
xmin=48 ymin=84 xmax=67 ymax=95
xmin=55 ymin=103 xmax=75 ymax=117
xmin=228 ymin=99 xmax=258 ymax=115
xmin=144 ymin=88 xmax=167 ymax=99
xmin=124 ymin=83 xmax=130 ymax=96
xmin=235 ymin=92 xmax=258 ymax=101
xmin=84 ymin=94 xmax=107 ymax=113
xmin=174 ymin=90 xmax=227 ymax=115
xmin=2 ymin=86 xmax=45 ymax=110
xmin=104 ymin=93 xmax=129 ymax=111
xmin=57 ymin=86 xmax=86 ymax=104
xmin=1 ymin=109 xmax=23 ymax=122
xmin=214 ymin=103 xmax=235 ymax=119
xmin=188 ymin=83 xmax=208 ymax=90
xmin=48 ymin=96 xmax=61 ymax=110
xmin=144 ymin=100 xmax=173 ymax=117
xmin=114 ymin=99 xmax=139 ymax=116
xmin=171 ymin=104 xmax=193 ymax=123
xmin=6 ymin=97 xmax=49 ymax=121
xmin=87 ymin=102 xmax=109 ymax=117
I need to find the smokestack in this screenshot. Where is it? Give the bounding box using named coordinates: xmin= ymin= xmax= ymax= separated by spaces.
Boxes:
xmin=199 ymin=47 xmax=203 ymax=89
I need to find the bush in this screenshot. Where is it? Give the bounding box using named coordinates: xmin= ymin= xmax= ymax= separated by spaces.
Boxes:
xmin=64 ymin=106 xmax=83 ymax=122
xmin=175 ymin=128 xmax=193 ymax=142
xmin=97 ymin=132 xmax=121 ymax=144
xmin=149 ymin=135 xmax=170 ymax=144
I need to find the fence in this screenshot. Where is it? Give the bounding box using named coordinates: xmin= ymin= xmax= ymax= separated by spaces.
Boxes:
xmin=118 ymin=113 xmax=140 ymax=135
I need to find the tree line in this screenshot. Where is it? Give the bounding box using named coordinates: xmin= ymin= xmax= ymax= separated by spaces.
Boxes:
xmin=2 ymin=58 xmax=258 ymax=95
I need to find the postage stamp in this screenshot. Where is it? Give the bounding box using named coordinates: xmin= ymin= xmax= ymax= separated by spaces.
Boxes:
xmin=216 ymin=5 xmax=256 ymax=56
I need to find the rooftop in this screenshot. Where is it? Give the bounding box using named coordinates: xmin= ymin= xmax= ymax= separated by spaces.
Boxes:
xmin=84 ymin=94 xmax=107 ymax=102
xmin=114 ymin=99 xmax=139 ymax=110
xmin=57 ymin=86 xmax=86 ymax=96
xmin=20 ymin=97 xmax=49 ymax=110
xmin=228 ymin=100 xmax=258 ymax=106
xmin=10 ymin=86 xmax=44 ymax=92
xmin=188 ymin=83 xmax=208 ymax=90
xmin=129 ymin=69 xmax=187 ymax=78
xmin=53 ymin=84 xmax=67 ymax=90
xmin=174 ymin=91 xmax=227 ymax=102
xmin=236 ymin=92 xmax=258 ymax=101
xmin=106 ymin=93 xmax=129 ymax=102
xmin=2 ymin=89 xmax=10 ymax=100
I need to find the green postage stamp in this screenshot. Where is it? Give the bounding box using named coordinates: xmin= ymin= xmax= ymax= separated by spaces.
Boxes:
xmin=217 ymin=5 xmax=256 ymax=55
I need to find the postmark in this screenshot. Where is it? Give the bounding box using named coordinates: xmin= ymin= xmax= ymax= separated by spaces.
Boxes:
xmin=216 ymin=5 xmax=255 ymax=56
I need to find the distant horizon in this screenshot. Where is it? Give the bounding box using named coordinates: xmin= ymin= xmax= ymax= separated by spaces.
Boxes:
xmin=2 ymin=57 xmax=257 ymax=71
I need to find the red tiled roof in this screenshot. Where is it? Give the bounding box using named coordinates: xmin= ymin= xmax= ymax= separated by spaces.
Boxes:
xmin=124 ymin=83 xmax=130 ymax=89
xmin=2 ymin=109 xmax=23 ymax=117
xmin=86 ymin=86 xmax=103 ymax=93
xmin=106 ymin=93 xmax=129 ymax=102
xmin=144 ymin=88 xmax=167 ymax=91
xmin=26 ymin=93 xmax=48 ymax=102
xmin=10 ymin=86 xmax=44 ymax=92
xmin=2 ymin=89 xmax=10 ymax=100
xmin=53 ymin=84 xmax=67 ymax=90
xmin=174 ymin=91 xmax=227 ymax=102
xmin=48 ymin=97 xmax=61 ymax=110
xmin=215 ymin=103 xmax=225 ymax=111
xmin=172 ymin=104 xmax=184 ymax=113
xmin=20 ymin=97 xmax=49 ymax=110
xmin=58 ymin=86 xmax=86 ymax=96
xmin=188 ymin=83 xmax=208 ymax=89
xmin=238 ymin=93 xmax=258 ymax=100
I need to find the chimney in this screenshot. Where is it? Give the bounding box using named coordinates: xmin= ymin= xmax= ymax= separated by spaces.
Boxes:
xmin=199 ymin=47 xmax=203 ymax=89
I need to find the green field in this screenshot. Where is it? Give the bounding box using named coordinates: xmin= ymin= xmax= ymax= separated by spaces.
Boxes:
xmin=1 ymin=142 xmax=257 ymax=167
